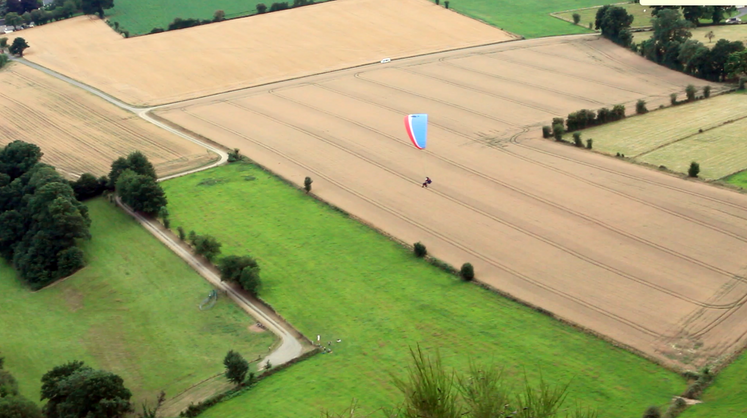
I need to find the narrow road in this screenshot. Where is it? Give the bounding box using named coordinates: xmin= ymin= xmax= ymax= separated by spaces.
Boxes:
xmin=10 ymin=56 xmax=305 ymax=367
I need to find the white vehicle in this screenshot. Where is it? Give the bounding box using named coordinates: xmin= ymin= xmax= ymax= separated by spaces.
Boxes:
xmin=4 ymin=29 xmax=13 ymax=34
xmin=380 ymin=58 xmax=391 ymax=64
xmin=726 ymin=17 xmax=742 ymax=24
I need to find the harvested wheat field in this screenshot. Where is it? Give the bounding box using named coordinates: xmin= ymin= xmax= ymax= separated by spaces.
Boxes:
xmin=15 ymin=0 xmax=517 ymax=106
xmin=0 ymin=64 xmax=216 ymax=178
xmin=156 ymin=36 xmax=747 ymax=369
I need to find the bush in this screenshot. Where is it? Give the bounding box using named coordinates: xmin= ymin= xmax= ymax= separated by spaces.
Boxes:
xmin=552 ymin=117 xmax=564 ymax=127
xmin=636 ymin=99 xmax=648 ymax=114
xmin=685 ymin=84 xmax=696 ymax=102
xmin=269 ymin=2 xmax=289 ymax=12
xmin=0 ymin=54 xmax=8 ymax=70
xmin=460 ymin=263 xmax=474 ymax=281
xmin=643 ymin=405 xmax=662 ymax=418
xmin=177 ymin=226 xmax=186 ymax=241
xmin=611 ymin=104 xmax=626 ymax=120
xmin=702 ymin=85 xmax=710 ymax=98
xmin=256 ymin=3 xmax=267 ymax=13
xmin=586 ymin=138 xmax=593 ymax=149
xmin=572 ymin=13 xmax=580 ymax=24
xmin=188 ymin=230 xmax=196 ymax=244
xmin=596 ymin=107 xmax=610 ymax=124
xmin=444 ymin=0 xmax=449 ymax=8
xmin=688 ymin=161 xmax=700 ymax=178
xmin=193 ymin=234 xmax=222 ymax=262
xmin=228 ymin=148 xmax=241 ymax=162
xmin=542 ymin=125 xmax=552 ymax=138
xmin=572 ymin=132 xmax=583 ymax=147
xmin=670 ymin=93 xmax=677 ymax=105
xmin=413 ymin=242 xmax=427 ymax=258
xmin=213 ymin=9 xmax=226 ymax=21
xmin=552 ymin=123 xmax=564 ymax=141
xmin=304 ymin=176 xmax=313 ymax=193
xmin=149 ymin=27 xmax=164 ymax=34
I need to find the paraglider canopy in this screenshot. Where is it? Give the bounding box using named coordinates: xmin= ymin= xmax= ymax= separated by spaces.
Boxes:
xmin=405 ymin=114 xmax=428 ymax=150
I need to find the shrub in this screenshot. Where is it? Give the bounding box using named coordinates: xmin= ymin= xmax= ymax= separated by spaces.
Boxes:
xmin=596 ymin=107 xmax=610 ymax=124
xmin=670 ymin=93 xmax=677 ymax=105
xmin=304 ymin=176 xmax=313 ymax=193
xmin=269 ymin=2 xmax=289 ymax=12
xmin=611 ymin=104 xmax=626 ymax=120
xmin=552 ymin=117 xmax=564 ymax=127
xmin=188 ymin=230 xmax=197 ymax=245
xmin=566 ymin=109 xmax=595 ymax=131
xmin=444 ymin=0 xmax=449 ymax=8
xmin=435 ymin=0 xmax=439 ymax=4
xmin=149 ymin=27 xmax=164 ymax=34
xmin=177 ymin=226 xmax=186 ymax=241
xmin=256 ymin=3 xmax=267 ymax=13
xmin=413 ymin=242 xmax=427 ymax=258
xmin=685 ymin=84 xmax=696 ymax=102
xmin=572 ymin=13 xmax=580 ymax=24
xmin=213 ymin=9 xmax=226 ymax=21
xmin=643 ymin=405 xmax=662 ymax=418
xmin=586 ymin=138 xmax=593 ymax=149
xmin=552 ymin=123 xmax=564 ymax=141
xmin=703 ymin=85 xmax=710 ymax=98
xmin=636 ymin=99 xmax=648 ymax=114
xmin=572 ymin=132 xmax=583 ymax=147
xmin=688 ymin=161 xmax=700 ymax=178
xmin=542 ymin=125 xmax=552 ymax=138
xmin=460 ymin=263 xmax=474 ymax=281
xmin=228 ymin=148 xmax=241 ymax=162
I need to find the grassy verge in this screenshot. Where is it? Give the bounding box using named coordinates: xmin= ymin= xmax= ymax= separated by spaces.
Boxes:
xmin=161 ymin=162 xmax=684 ymax=417
xmin=0 ymin=199 xmax=276 ymax=404
xmin=724 ymin=170 xmax=747 ymax=189
xmin=561 ymin=94 xmax=747 ymax=179
xmin=680 ymin=351 xmax=747 ymax=417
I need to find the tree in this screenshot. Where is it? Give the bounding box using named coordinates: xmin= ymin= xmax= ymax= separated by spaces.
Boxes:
xmin=0 ymin=140 xmax=42 ymax=180
xmin=413 ymin=242 xmax=427 ymax=258
xmin=177 ymin=226 xmax=185 ymax=240
xmin=239 ymin=265 xmax=261 ymax=295
xmin=705 ymin=30 xmax=715 ymax=43
xmin=670 ymin=92 xmax=677 ymax=105
xmin=0 ymin=37 xmax=7 ymax=51
xmin=116 ymin=170 xmax=167 ymax=215
xmin=223 ymin=350 xmax=249 ymax=386
xmin=685 ymin=84 xmax=696 ymax=101
xmin=642 ymin=405 xmax=662 ymax=418
xmin=0 ymin=370 xmax=19 ymax=397
xmin=193 ymin=234 xmax=221 ymax=262
xmin=552 ymin=123 xmax=564 ymax=141
xmin=708 ymin=39 xmax=745 ymax=81
xmin=572 ymin=13 xmax=580 ymax=24
xmin=41 ymin=363 xmax=132 ymax=418
xmin=703 ymin=85 xmax=711 ymax=98
xmin=71 ymin=173 xmax=105 ymax=200
xmin=158 ymin=206 xmax=169 ymax=229
xmin=3 ymin=13 xmax=22 ymax=28
xmin=256 ymin=3 xmax=267 ymax=13
xmin=268 ymin=2 xmax=288 ymax=12
xmin=688 ymin=161 xmax=700 ymax=178
xmin=0 ymin=396 xmax=44 ymax=418
xmin=81 ymin=0 xmax=113 ymax=18
xmin=726 ymin=50 xmax=747 ymax=79
xmin=123 ymin=151 xmax=157 ymax=180
xmin=636 ymin=99 xmax=648 ymax=114
xmin=460 ymin=263 xmax=474 ymax=281
xmin=541 ymin=126 xmax=551 ymax=138
xmin=650 ymin=9 xmax=693 ymax=65
xmin=682 ymin=6 xmax=707 ymax=26
xmin=218 ymin=254 xmax=260 ymax=293
xmin=572 ymin=132 xmax=583 ymax=147
xmin=304 ymin=176 xmax=313 ymax=193
xmin=598 ymin=6 xmax=634 ymax=47
xmin=678 ymin=39 xmax=708 ymax=75
xmin=213 ymin=9 xmax=225 ymax=21
xmin=7 ymin=37 xmax=28 ymax=57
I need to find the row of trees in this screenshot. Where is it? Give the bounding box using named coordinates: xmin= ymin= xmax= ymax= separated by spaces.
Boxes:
xmin=0 ymin=141 xmax=91 ymax=288
xmin=3 ymin=0 xmax=114 ymax=30
xmin=0 ymin=36 xmax=30 ymax=56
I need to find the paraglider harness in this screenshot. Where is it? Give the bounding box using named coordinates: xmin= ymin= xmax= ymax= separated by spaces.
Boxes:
xmin=422 ymin=177 xmax=432 ymax=188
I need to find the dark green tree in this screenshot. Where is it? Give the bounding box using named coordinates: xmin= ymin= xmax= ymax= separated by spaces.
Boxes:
xmin=213 ymin=9 xmax=225 ymax=21
xmin=572 ymin=13 xmax=580 ymax=24
xmin=650 ymin=9 xmax=693 ymax=66
xmin=108 ymin=151 xmax=157 ymax=188
xmin=223 ymin=350 xmax=249 ymax=386
xmin=8 ymin=37 xmax=29 ymax=57
xmin=688 ymin=161 xmax=700 ymax=178
xmin=116 ymin=170 xmax=167 ymax=215
xmin=304 ymin=176 xmax=313 ymax=193
xmin=708 ymin=39 xmax=745 ymax=81
xmin=413 ymin=242 xmax=427 ymax=258
xmin=0 ymin=370 xmax=19 ymax=397
xmin=642 ymin=405 xmax=661 ymax=418
xmin=71 ymin=173 xmax=105 ymax=200
xmin=598 ymin=6 xmax=633 ymax=47
xmin=0 ymin=141 xmax=42 ymax=180
xmin=3 ymin=13 xmax=22 ymax=28
xmin=81 ymin=0 xmax=113 ymax=18
xmin=685 ymin=84 xmax=696 ymax=101
xmin=682 ymin=6 xmax=707 ymax=25
xmin=256 ymin=3 xmax=267 ymax=13
xmin=193 ymin=234 xmax=221 ymax=262
xmin=218 ymin=255 xmax=261 ymax=294
xmin=726 ymin=50 xmax=747 ymax=79
xmin=636 ymin=99 xmax=648 ymax=114
xmin=460 ymin=263 xmax=474 ymax=281
xmin=0 ymin=396 xmax=44 ymax=418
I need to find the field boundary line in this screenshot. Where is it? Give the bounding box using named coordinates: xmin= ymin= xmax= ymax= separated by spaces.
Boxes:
xmin=634 ymin=114 xmax=747 ymax=159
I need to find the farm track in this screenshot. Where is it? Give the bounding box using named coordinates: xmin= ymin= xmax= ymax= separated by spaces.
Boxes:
xmin=9 ymin=57 xmax=308 ymax=371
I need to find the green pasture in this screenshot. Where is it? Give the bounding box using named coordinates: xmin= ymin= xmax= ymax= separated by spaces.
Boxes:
xmin=681 ymin=352 xmax=747 ymax=418
xmin=434 ymin=0 xmax=622 ymax=38
xmin=162 ymin=162 xmax=683 ymax=417
xmin=562 ymin=93 xmax=747 ymax=179
xmin=725 ymin=170 xmax=747 ymax=188
xmin=106 ymin=0 xmax=330 ymax=36
xmin=554 ymin=2 xmax=652 ymax=29
xmin=0 ymin=199 xmax=275 ymax=404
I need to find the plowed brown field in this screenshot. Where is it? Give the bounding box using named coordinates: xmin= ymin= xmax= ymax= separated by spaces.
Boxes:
xmin=15 ymin=0 xmax=516 ymax=106
xmin=156 ymin=36 xmax=747 ymax=369
xmin=0 ymin=64 xmax=216 ymax=177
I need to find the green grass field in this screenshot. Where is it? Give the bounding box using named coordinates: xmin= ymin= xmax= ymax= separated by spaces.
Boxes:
xmin=725 ymin=170 xmax=747 ymax=189
xmin=680 ymin=352 xmax=747 ymax=417
xmin=0 ymin=199 xmax=276 ymax=404
xmin=554 ymin=2 xmax=652 ymax=29
xmin=436 ymin=0 xmax=622 ymax=38
xmin=161 ymin=162 xmax=684 ymax=417
xmin=562 ymin=94 xmax=747 ymax=179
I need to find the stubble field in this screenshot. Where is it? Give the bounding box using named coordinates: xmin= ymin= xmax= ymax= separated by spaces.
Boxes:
xmin=564 ymin=94 xmax=747 ymax=179
xmin=0 ymin=64 xmax=216 ymax=178
xmin=14 ymin=0 xmax=516 ymax=106
xmin=155 ymin=35 xmax=747 ymax=370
